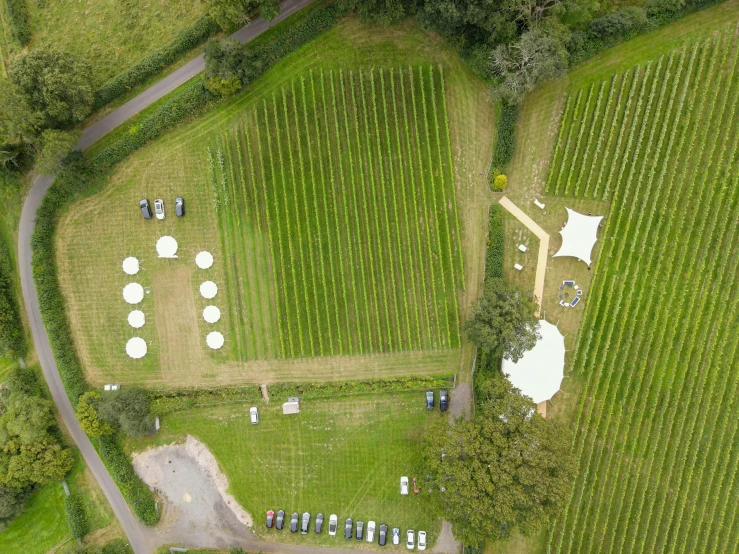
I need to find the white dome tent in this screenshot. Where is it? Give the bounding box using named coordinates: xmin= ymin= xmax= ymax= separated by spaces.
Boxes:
xmin=156 ymin=236 xmax=178 ymax=258
xmin=502 ymin=320 xmax=565 ymax=404
xmin=553 ymin=208 xmax=604 ymax=266
xmin=122 ymin=257 xmax=140 ymax=275
xmin=206 ymin=331 xmax=224 ymax=349
xmin=203 ymin=305 xmax=221 ymax=323
xmin=126 ymin=337 xmax=147 ymax=359
xmin=127 ymin=310 xmax=145 ymax=329
xmin=122 ymin=283 xmax=144 ymax=304
xmin=195 ymin=251 xmax=214 ymax=269
xmin=200 ymin=281 xmax=218 ymax=299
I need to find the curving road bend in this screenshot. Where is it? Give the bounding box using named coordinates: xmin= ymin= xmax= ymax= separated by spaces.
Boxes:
xmin=17 ymin=1 xmax=313 ymax=553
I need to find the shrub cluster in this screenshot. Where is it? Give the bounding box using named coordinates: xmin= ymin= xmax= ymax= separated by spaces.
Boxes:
xmin=492 ymin=174 xmax=507 ymax=192
xmin=489 ymin=103 xmax=519 ymax=177
xmin=6 ymin=0 xmax=30 ymax=45
xmin=64 ymin=493 xmax=89 ymax=539
xmin=485 ymin=205 xmax=504 ymax=281
xmin=93 ymin=16 xmax=221 ymax=109
xmin=0 ymin=237 xmax=25 ymax=359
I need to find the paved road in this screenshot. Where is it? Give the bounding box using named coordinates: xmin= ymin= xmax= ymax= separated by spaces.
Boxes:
xmin=17 ymin=1 xmax=314 ymax=553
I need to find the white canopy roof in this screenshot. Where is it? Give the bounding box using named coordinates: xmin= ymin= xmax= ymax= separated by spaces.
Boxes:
xmin=122 ymin=283 xmax=144 ymax=304
xmin=502 ymin=320 xmax=565 ymax=404
xmin=200 ymin=281 xmax=218 ymax=299
xmin=203 ymin=305 xmax=221 ymax=323
xmin=195 ymin=251 xmax=214 ymax=269
xmin=122 ymin=257 xmax=140 ymax=275
xmin=206 ymin=331 xmax=224 ymax=349
xmin=553 ymin=208 xmax=603 ymax=266
xmin=156 ymin=236 xmax=178 ymax=258
xmin=126 ymin=337 xmax=147 ymax=359
xmin=127 ymin=310 xmax=145 ymax=328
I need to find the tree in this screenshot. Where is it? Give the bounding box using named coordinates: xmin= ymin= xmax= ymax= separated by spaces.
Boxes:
xmin=35 ymin=130 xmax=76 ymax=175
xmin=0 ymin=486 xmax=28 ymax=529
xmin=338 ymin=0 xmax=407 ymax=26
xmin=204 ymin=0 xmax=280 ymax=30
xmin=8 ymin=47 xmax=94 ymax=127
xmin=3 ymin=436 xmax=74 ymax=489
xmin=98 ymin=388 xmax=154 ymax=438
xmin=0 ymin=80 xmax=43 ymax=145
xmin=1 ymin=393 xmax=54 ymax=445
xmin=76 ymin=392 xmax=114 ymax=438
xmin=508 ymin=0 xmax=562 ymax=26
xmin=464 ymin=278 xmax=540 ymax=362
xmin=424 ymin=373 xmax=575 ymax=544
xmin=417 ymin=0 xmax=519 ymax=48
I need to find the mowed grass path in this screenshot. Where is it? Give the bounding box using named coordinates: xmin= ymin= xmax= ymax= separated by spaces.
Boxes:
xmin=546 ymin=26 xmax=739 ymax=554
xmin=209 ymin=66 xmax=464 ymax=361
xmin=132 ymin=392 xmax=440 ymax=547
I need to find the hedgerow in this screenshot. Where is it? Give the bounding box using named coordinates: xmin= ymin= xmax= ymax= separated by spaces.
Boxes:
xmin=6 ymin=0 xmax=30 ymax=45
xmin=64 ymin=493 xmax=88 ymax=539
xmin=484 ymin=205 xmax=504 ymax=281
xmin=0 ymin=237 xmax=25 ymax=359
xmin=488 ymin=103 xmax=519 ymax=188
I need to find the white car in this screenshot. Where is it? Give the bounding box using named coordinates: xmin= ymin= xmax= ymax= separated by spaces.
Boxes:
xmin=407 ymin=529 xmax=415 ymax=550
xmin=154 ymin=198 xmax=165 ymax=219
xmin=367 ymin=520 xmax=376 ymax=543
xmin=249 ymin=406 xmax=259 ymax=424
xmin=328 ymin=514 xmax=338 ymax=536
xmin=418 ymin=531 xmax=427 ymax=550
xmin=400 ymin=476 xmax=409 ymax=495
xmin=392 ymin=528 xmax=401 ymax=545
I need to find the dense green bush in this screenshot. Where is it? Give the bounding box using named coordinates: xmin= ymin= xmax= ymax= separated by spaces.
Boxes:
xmin=492 ymin=174 xmax=507 ymax=191
xmin=485 ymin=205 xmax=504 ymax=281
xmin=93 ymin=16 xmax=221 ymax=109
xmin=102 ymin=539 xmax=134 ymax=554
xmin=0 ymin=238 xmax=26 ymax=359
xmin=64 ymin=493 xmax=89 ymax=539
xmin=589 ymin=6 xmax=649 ymax=41
xmin=6 ymin=0 xmax=30 ymax=45
xmin=489 ymin=103 xmax=519 ymax=176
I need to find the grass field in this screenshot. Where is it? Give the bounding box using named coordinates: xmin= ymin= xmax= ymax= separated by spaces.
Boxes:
xmin=209 ymin=66 xmax=463 ymax=361
xmin=541 ymin=25 xmax=739 ymax=554
xmin=55 ymin=19 xmax=495 ymax=388
xmin=132 ymin=391 xmax=441 ymax=548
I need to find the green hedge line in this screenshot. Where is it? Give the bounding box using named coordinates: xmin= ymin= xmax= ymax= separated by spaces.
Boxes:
xmin=485 ymin=205 xmax=504 ymax=281
xmin=64 ymin=493 xmax=88 ymax=539
xmin=489 ymin=103 xmax=519 ymax=182
xmin=0 ymin=237 xmax=26 ymax=358
xmin=93 ymin=15 xmax=221 ymax=110
xmin=6 ymin=0 xmax=30 ymax=46
xmin=151 ymin=375 xmax=454 ymax=415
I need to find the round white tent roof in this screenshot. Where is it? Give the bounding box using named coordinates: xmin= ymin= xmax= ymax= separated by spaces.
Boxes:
xmin=126 ymin=337 xmax=147 ymax=359
xmin=122 ymin=257 xmax=140 ymax=275
xmin=156 ymin=236 xmax=178 ymax=258
xmin=206 ymin=331 xmax=224 ymax=349
xmin=122 ymin=283 xmax=144 ymax=304
xmin=195 ymin=251 xmax=214 ymax=269
xmin=203 ymin=305 xmax=221 ymax=323
xmin=127 ymin=310 xmax=145 ymax=328
xmin=553 ymin=208 xmax=603 ymax=266
xmin=200 ymin=281 xmax=218 ymax=299
xmin=502 ymin=320 xmax=565 ymax=404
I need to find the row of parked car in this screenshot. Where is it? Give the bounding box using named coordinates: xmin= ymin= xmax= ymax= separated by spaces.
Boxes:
xmin=266 ymin=511 xmax=427 ymax=549
xmin=426 ymin=390 xmax=449 ymax=411
xmin=139 ymin=197 xmax=184 ymax=219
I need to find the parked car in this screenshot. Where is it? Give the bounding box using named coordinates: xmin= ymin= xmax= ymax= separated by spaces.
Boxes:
xmin=315 ymin=513 xmax=324 ymax=534
xmin=418 ymin=531 xmax=427 ymax=551
xmin=154 ymin=198 xmax=165 ymax=219
xmin=367 ymin=521 xmax=376 ymax=543
xmin=345 ymin=518 xmax=353 ymax=539
xmin=328 ymin=514 xmax=338 ymax=536
xmin=140 ymin=199 xmax=152 ymax=219
xmin=439 ymin=390 xmax=449 ymax=412
xmin=392 ymin=528 xmax=401 ymax=545
xmin=356 ymin=521 xmax=364 ymax=541
xmin=175 ymin=197 xmax=185 ymax=217
xmin=290 ymin=513 xmax=299 ymax=533
xmin=276 ymin=510 xmax=285 ymax=530
xmin=266 ymin=510 xmax=274 ymax=528
xmin=400 ymin=476 xmax=409 ymax=495
xmin=407 ymin=529 xmax=415 ymax=550
xmin=250 ymin=406 xmax=259 ymax=424
xmin=379 ymin=523 xmax=388 ymax=546
xmin=426 ymin=391 xmax=434 ymax=410
xmin=301 ymin=512 xmax=311 ymax=534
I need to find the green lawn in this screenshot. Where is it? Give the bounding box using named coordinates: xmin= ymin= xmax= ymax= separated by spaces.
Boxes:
xmin=133 ymin=391 xmax=442 ymax=549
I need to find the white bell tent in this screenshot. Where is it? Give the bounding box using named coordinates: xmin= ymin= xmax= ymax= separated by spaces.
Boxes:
xmin=195 ymin=251 xmax=214 ymax=269
xmin=126 ymin=337 xmax=147 ymax=359
xmin=203 ymin=305 xmax=221 ymax=323
xmin=127 ymin=310 xmax=145 ymax=329
xmin=206 ymin=331 xmax=224 ymax=349
xmin=122 ymin=257 xmax=140 ymax=275
xmin=156 ymin=236 xmax=178 ymax=258
xmin=200 ymin=281 xmax=218 ymax=299
xmin=502 ymin=320 xmax=565 ymax=404
xmin=122 ymin=283 xmax=144 ymax=304
xmin=553 ymin=208 xmax=603 ymax=266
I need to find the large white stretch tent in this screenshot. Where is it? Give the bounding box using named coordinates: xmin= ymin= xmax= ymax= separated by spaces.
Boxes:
xmin=553 ymin=208 xmax=603 ymax=266
xmin=156 ymin=236 xmax=178 ymax=258
xmin=502 ymin=320 xmax=565 ymax=404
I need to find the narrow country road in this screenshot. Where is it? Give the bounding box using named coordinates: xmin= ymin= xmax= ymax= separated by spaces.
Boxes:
xmin=17 ymin=1 xmax=313 ymax=553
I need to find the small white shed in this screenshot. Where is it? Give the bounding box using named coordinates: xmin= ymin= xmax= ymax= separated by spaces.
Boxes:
xmin=282 ymin=400 xmax=300 ymax=415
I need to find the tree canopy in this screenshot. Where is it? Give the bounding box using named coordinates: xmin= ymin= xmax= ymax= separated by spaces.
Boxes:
xmin=204 ymin=0 xmax=280 ymax=29
xmin=76 ymin=391 xmax=114 ymax=438
xmin=98 ymin=388 xmax=154 ymax=439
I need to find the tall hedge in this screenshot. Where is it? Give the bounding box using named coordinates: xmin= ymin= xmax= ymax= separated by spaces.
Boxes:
xmin=6 ymin=0 xmax=30 ymax=46
xmin=0 ymin=237 xmax=26 ymax=359
xmin=64 ymin=493 xmax=89 ymax=539
xmin=485 ymin=205 xmax=504 ymax=281
xmin=93 ymin=16 xmax=221 ymax=109
xmin=490 ymin=103 xmax=519 ymax=175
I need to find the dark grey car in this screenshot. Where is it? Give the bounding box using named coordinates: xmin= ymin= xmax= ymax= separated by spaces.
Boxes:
xmin=290 ymin=512 xmax=299 ymax=533
xmin=356 ymin=520 xmax=364 ymax=541
xmin=315 ymin=513 xmax=324 ymax=534
xmin=379 ymin=523 xmax=388 ymax=546
xmin=140 ymin=199 xmax=152 ymax=219
xmin=276 ymin=510 xmax=285 ymax=530
xmin=345 ymin=518 xmax=353 ymax=539
xmin=301 ymin=512 xmax=310 ymax=534
xmin=426 ymin=391 xmax=434 ymax=410
xmin=175 ymin=197 xmax=185 ymax=217
xmin=440 ymin=390 xmax=449 ymax=412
